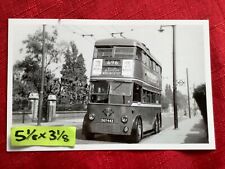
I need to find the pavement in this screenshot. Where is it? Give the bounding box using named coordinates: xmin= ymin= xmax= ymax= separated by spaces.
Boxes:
xmin=12 ymin=113 xmax=85 ymax=127
xmin=141 ymin=114 xmax=208 ymax=144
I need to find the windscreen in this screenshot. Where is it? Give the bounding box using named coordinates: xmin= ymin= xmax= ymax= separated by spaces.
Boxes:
xmin=109 ymin=82 xmax=132 ymax=104
xmin=90 ymin=81 xmax=109 ymax=103
xmin=110 ymin=82 xmax=132 ymax=96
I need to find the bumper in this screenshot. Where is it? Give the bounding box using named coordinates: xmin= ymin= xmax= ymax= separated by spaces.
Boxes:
xmin=83 ymin=122 xmax=132 ymax=135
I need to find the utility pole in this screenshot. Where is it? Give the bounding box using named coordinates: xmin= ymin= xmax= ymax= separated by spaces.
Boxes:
xmin=186 ymin=68 xmax=191 ymax=118
xmin=172 ymin=25 xmax=178 ymax=129
xmin=37 ymin=24 xmax=46 ymax=126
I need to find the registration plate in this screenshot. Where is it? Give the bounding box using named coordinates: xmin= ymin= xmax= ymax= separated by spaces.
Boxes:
xmin=101 ymin=118 xmax=114 ymax=123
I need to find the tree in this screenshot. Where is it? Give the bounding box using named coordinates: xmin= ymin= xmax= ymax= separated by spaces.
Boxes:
xmin=165 ymin=84 xmax=173 ymax=104
xmin=161 ymin=94 xmax=170 ymax=110
xmin=163 ymin=84 xmax=187 ymax=112
xmin=193 ymin=84 xmax=207 ymax=124
xmin=176 ymin=91 xmax=187 ymax=110
xmin=60 ymin=41 xmax=87 ymax=104
xmin=13 ymin=28 xmax=61 ymax=114
xmin=22 ymin=29 xmax=60 ymax=69
xmin=13 ymin=62 xmax=27 ymax=97
xmin=13 ymin=62 xmax=30 ymax=111
xmin=16 ymin=28 xmax=60 ymax=93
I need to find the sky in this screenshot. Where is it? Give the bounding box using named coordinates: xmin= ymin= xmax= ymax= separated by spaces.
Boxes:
xmin=11 ymin=20 xmax=209 ymax=95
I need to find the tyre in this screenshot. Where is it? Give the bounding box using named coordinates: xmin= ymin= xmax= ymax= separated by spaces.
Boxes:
xmin=82 ymin=114 xmax=95 ymax=140
xmin=83 ymin=128 xmax=95 ymax=140
xmin=82 ymin=122 xmax=95 ymax=140
xmin=153 ymin=116 xmax=160 ymax=134
xmin=130 ymin=117 xmax=143 ymax=143
xmin=159 ymin=112 xmax=162 ymax=128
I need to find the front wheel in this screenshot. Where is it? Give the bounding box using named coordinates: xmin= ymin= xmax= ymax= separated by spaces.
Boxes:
xmin=129 ymin=117 xmax=142 ymax=143
xmin=83 ymin=130 xmax=95 ymax=140
xmin=82 ymin=125 xmax=95 ymax=140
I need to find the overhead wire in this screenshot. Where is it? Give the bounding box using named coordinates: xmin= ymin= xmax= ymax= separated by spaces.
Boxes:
xmin=58 ymin=22 xmax=138 ymax=43
xmin=60 ymin=24 xmax=95 ymax=46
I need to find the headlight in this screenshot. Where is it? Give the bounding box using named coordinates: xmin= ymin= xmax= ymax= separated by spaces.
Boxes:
xmin=121 ymin=116 xmax=128 ymax=123
xmin=123 ymin=126 xmax=129 ymax=133
xmin=88 ymin=113 xmax=95 ymax=121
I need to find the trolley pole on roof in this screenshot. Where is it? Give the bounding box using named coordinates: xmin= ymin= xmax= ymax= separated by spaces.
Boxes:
xmin=186 ymin=68 xmax=191 ymax=118
xmin=37 ymin=24 xmax=46 ymax=126
xmin=159 ymin=25 xmax=178 ymax=129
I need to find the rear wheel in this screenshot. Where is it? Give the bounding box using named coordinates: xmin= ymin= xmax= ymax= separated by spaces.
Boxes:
xmin=130 ymin=117 xmax=142 ymax=143
xmin=153 ymin=116 xmax=160 ymax=134
xmin=159 ymin=112 xmax=162 ymax=128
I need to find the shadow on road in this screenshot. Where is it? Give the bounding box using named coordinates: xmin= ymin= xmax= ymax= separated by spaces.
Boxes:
xmin=76 ymin=128 xmax=129 ymax=143
xmin=76 ymin=127 xmax=158 ymax=144
xmin=183 ymin=119 xmax=208 ymax=143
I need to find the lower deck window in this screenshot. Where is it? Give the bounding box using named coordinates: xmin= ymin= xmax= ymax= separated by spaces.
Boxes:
xmin=133 ymin=83 xmax=142 ymax=102
xmin=142 ymin=89 xmax=161 ymax=104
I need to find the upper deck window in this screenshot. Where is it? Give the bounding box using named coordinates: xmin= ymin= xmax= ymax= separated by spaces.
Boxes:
xmin=114 ymin=47 xmax=135 ymax=58
xmin=142 ymin=51 xmax=150 ymax=67
xmin=97 ymin=48 xmax=113 ymax=58
xmin=136 ymin=47 xmax=142 ymax=60
xmin=152 ymin=61 xmax=156 ymax=71
xmin=96 ymin=46 xmax=135 ymax=59
xmin=156 ymin=64 xmax=161 ymax=74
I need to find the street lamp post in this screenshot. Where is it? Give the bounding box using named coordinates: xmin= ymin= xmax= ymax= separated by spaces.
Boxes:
xmin=159 ymin=25 xmax=178 ymax=129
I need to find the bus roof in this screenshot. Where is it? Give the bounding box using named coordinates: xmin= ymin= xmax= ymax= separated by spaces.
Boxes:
xmin=95 ymin=38 xmax=161 ymax=66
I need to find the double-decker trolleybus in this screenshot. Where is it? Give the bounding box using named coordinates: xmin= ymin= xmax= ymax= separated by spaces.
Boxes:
xmin=82 ymin=38 xmax=162 ymax=143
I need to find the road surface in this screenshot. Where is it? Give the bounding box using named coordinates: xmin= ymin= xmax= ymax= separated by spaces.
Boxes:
xmin=13 ymin=112 xmax=189 ymax=144
xmin=69 ymin=112 xmax=188 ymax=144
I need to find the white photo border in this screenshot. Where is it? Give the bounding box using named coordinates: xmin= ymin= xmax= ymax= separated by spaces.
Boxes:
xmin=7 ymin=19 xmax=215 ymax=151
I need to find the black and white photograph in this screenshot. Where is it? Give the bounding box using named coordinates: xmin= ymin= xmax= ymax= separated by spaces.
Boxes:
xmin=7 ymin=19 xmax=215 ymax=151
